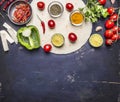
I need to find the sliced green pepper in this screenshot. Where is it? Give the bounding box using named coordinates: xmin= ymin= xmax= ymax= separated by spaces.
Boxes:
xmin=17 ymin=25 xmax=40 ymax=50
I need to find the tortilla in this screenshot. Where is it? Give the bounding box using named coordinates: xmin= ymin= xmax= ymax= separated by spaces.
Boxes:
xmin=28 ymin=0 xmax=92 ymax=54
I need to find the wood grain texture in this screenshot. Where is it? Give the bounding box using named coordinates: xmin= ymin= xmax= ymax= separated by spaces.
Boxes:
xmin=0 ymin=0 xmax=120 ymax=102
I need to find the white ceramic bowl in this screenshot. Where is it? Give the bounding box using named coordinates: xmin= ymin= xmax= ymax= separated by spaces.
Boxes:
xmin=48 ymin=1 xmax=64 ymax=18
xmin=70 ymin=10 xmax=85 ymax=26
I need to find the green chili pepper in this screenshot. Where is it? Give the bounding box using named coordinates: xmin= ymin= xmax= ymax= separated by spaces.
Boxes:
xmin=17 ymin=25 xmax=40 ymax=50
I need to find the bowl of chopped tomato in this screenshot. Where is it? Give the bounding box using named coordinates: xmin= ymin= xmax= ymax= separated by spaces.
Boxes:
xmin=8 ymin=0 xmax=32 ymax=25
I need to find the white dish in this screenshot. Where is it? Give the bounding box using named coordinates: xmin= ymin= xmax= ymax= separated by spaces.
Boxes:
xmin=48 ymin=1 xmax=64 ymax=18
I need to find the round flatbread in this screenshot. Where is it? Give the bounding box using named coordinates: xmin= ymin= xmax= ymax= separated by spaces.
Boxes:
xmin=28 ymin=0 xmax=92 ymax=54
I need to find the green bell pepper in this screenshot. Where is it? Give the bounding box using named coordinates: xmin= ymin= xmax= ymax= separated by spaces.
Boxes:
xmin=17 ymin=25 xmax=40 ymax=50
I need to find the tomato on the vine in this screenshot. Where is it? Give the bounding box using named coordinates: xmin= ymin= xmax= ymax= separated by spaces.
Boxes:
xmin=48 ymin=20 xmax=56 ymax=29
xmin=112 ymin=26 xmax=118 ymax=34
xmin=104 ymin=30 xmax=114 ymax=38
xmin=37 ymin=1 xmax=45 ymax=10
xmin=98 ymin=0 xmax=106 ymax=5
xmin=110 ymin=13 xmax=118 ymax=21
xmin=105 ymin=39 xmax=113 ymax=46
xmin=107 ymin=7 xmax=115 ymax=15
xmin=105 ymin=20 xmax=115 ymax=29
xmin=43 ymin=44 xmax=52 ymax=52
xmin=111 ymin=34 xmax=119 ymax=41
xmin=68 ymin=33 xmax=77 ymax=42
xmin=66 ymin=3 xmax=74 ymax=12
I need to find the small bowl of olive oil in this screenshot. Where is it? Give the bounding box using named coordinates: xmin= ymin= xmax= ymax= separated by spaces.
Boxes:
xmin=70 ymin=10 xmax=85 ymax=26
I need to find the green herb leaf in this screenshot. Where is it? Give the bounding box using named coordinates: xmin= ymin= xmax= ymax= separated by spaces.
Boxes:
xmin=79 ymin=0 xmax=108 ymax=23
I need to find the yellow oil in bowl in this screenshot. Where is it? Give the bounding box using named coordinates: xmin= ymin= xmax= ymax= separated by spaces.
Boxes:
xmin=70 ymin=10 xmax=84 ymax=26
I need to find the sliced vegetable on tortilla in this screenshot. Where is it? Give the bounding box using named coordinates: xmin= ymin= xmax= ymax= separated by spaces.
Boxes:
xmin=51 ymin=33 xmax=64 ymax=47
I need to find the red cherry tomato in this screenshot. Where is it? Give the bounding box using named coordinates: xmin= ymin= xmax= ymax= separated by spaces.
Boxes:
xmin=111 ymin=34 xmax=119 ymax=41
xmin=98 ymin=0 xmax=106 ymax=5
xmin=48 ymin=20 xmax=55 ymax=29
xmin=110 ymin=13 xmax=118 ymax=21
xmin=107 ymin=7 xmax=115 ymax=15
xmin=105 ymin=39 xmax=113 ymax=46
xmin=43 ymin=44 xmax=52 ymax=52
xmin=105 ymin=20 xmax=115 ymax=29
xmin=66 ymin=3 xmax=74 ymax=12
xmin=112 ymin=26 xmax=118 ymax=34
xmin=68 ymin=33 xmax=77 ymax=42
xmin=104 ymin=30 xmax=114 ymax=38
xmin=37 ymin=1 xmax=45 ymax=10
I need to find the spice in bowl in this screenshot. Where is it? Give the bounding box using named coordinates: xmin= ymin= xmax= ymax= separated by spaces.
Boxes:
xmin=48 ymin=1 xmax=64 ymax=18
xmin=70 ymin=10 xmax=84 ymax=26
xmin=8 ymin=0 xmax=32 ymax=25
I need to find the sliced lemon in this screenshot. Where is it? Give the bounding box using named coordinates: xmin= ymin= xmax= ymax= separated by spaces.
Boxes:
xmin=51 ymin=33 xmax=64 ymax=47
xmin=89 ymin=34 xmax=103 ymax=47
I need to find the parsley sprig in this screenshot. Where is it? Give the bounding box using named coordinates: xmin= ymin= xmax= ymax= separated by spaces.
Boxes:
xmin=79 ymin=0 xmax=109 ymax=22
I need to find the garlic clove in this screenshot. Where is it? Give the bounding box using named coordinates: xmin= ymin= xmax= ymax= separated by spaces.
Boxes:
xmin=111 ymin=0 xmax=115 ymax=5
xmin=96 ymin=26 xmax=103 ymax=32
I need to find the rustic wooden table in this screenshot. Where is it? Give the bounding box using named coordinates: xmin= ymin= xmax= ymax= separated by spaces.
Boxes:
xmin=0 ymin=0 xmax=120 ymax=102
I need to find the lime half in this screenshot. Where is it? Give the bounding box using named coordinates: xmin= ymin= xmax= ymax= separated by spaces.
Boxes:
xmin=51 ymin=33 xmax=64 ymax=47
xmin=89 ymin=34 xmax=103 ymax=47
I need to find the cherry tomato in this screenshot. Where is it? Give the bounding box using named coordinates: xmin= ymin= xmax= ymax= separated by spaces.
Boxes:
xmin=48 ymin=20 xmax=55 ymax=29
xmin=110 ymin=13 xmax=118 ymax=21
xmin=111 ymin=34 xmax=119 ymax=41
xmin=107 ymin=7 xmax=115 ymax=15
xmin=104 ymin=30 xmax=114 ymax=38
xmin=112 ymin=26 xmax=118 ymax=34
xmin=43 ymin=44 xmax=52 ymax=52
xmin=37 ymin=1 xmax=45 ymax=10
xmin=105 ymin=39 xmax=113 ymax=46
xmin=105 ymin=20 xmax=115 ymax=29
xmin=98 ymin=0 xmax=106 ymax=5
xmin=66 ymin=3 xmax=74 ymax=12
xmin=68 ymin=33 xmax=77 ymax=42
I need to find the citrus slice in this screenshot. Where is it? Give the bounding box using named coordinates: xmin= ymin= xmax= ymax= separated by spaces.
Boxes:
xmin=89 ymin=34 xmax=103 ymax=47
xmin=51 ymin=33 xmax=64 ymax=47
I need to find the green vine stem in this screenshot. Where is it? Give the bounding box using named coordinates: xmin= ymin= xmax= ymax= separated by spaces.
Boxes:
xmin=117 ymin=8 xmax=120 ymax=36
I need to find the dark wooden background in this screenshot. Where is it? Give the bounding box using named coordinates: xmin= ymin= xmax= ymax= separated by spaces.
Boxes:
xmin=0 ymin=0 xmax=120 ymax=102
